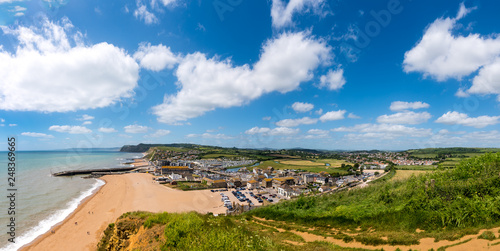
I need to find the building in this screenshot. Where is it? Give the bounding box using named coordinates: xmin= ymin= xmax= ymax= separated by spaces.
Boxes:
xmin=277 ymin=184 xmax=293 ymax=198
xmin=319 ymin=186 xmax=331 ymax=192
xmin=203 ymin=177 xmax=227 ymax=188
xmin=272 ymin=177 xmax=295 ymax=189
xmin=161 ymin=166 xmax=193 ymax=176
xmin=261 ymin=178 xmax=273 ymax=188
xmin=247 ymin=180 xmax=258 ymax=190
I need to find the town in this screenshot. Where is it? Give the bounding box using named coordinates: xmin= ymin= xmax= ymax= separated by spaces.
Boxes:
xmin=141 ymin=146 xmax=438 ymax=213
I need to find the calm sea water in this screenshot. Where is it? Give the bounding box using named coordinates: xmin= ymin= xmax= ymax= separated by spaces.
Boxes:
xmin=0 ymin=150 xmax=141 ymax=250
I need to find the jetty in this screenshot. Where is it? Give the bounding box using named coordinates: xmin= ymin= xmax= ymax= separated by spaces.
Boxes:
xmin=53 ymin=167 xmax=137 ymax=176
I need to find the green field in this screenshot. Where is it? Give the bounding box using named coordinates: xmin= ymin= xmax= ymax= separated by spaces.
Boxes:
xmin=395 ymin=165 xmax=437 ymax=170
xmin=314 ymin=159 xmax=352 ymax=167
xmin=258 ymin=159 xmax=350 ymax=175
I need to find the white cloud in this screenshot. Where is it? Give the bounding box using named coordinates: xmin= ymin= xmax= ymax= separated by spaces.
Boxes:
xmin=78 ymin=114 xmax=94 ymax=121
xmin=98 ymin=127 xmax=117 ymax=133
xmin=134 ymin=1 xmax=158 ymax=25
xmin=49 ymin=125 xmax=92 ymax=134
xmin=124 ymin=125 xmax=150 ymax=133
xmin=377 ymin=111 xmax=431 ymax=125
xmin=21 ymin=132 xmax=54 ymax=138
xmin=319 ymin=110 xmax=346 ymax=122
xmin=245 ymin=127 xmax=271 ymax=135
xmin=304 ymin=128 xmax=329 ymax=139
xmin=152 ymin=31 xmax=331 ymax=124
xmin=271 ymin=0 xmax=327 ymax=28
xmin=0 ymin=18 xmax=139 ymax=112
xmin=390 ymin=101 xmax=430 ymax=111
xmin=291 ymin=102 xmax=314 ymax=113
xmin=0 ymin=118 xmax=4 ymax=122
xmin=275 ymin=117 xmax=318 ymax=127
xmin=186 ymin=133 xmax=233 ymax=139
xmin=82 ymin=121 xmax=92 ymax=125
xmin=146 ymin=129 xmax=171 ymax=138
xmin=133 ymin=43 xmax=179 ymax=71
xmin=403 ymin=3 xmax=500 ymax=81
xmin=315 ymin=108 xmax=323 ymax=115
xmin=468 ymin=58 xmax=500 ymax=99
xmin=0 ymin=0 xmax=23 ymax=3
xmin=333 ymin=123 xmax=432 ymax=138
xmin=435 ymin=111 xmax=500 ymax=128
xmin=348 ymin=113 xmax=360 ymax=119
xmin=319 ymin=68 xmax=346 ymax=90
xmin=245 ymin=126 xmax=299 ymax=136
xmin=9 ymin=124 xmax=17 ymax=126
xmin=262 ymin=116 xmax=272 ymax=121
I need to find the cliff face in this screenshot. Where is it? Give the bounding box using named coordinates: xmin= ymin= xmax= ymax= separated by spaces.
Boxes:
xmin=97 ymin=213 xmax=165 ymax=251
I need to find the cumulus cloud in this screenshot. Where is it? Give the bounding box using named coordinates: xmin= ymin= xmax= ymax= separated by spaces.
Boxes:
xmin=124 ymin=125 xmax=150 ymax=133
xmin=333 ymin=123 xmax=432 ymax=138
xmin=49 ymin=125 xmax=92 ymax=134
xmin=319 ymin=110 xmax=346 ymax=122
xmin=152 ymin=31 xmax=331 ymax=124
xmin=275 ymin=117 xmax=318 ymax=127
xmin=9 ymin=124 xmax=17 ymax=127
xmin=348 ymin=113 xmax=360 ymax=119
xmin=377 ymin=111 xmax=431 ymax=125
xmin=304 ymin=128 xmax=329 ymax=139
xmin=98 ymin=127 xmax=117 ymax=133
xmin=292 ymin=102 xmax=314 ymax=113
xmin=0 ymin=17 xmax=139 ymax=112
xmin=82 ymin=121 xmax=92 ymax=125
xmin=78 ymin=114 xmax=94 ymax=121
xmin=469 ymin=58 xmax=500 ymax=99
xmin=390 ymin=101 xmax=430 ymax=111
xmin=403 ymin=3 xmax=500 ymax=81
xmin=435 ymin=111 xmax=500 ymax=128
xmin=318 ymin=68 xmax=346 ymax=90
xmin=245 ymin=126 xmax=299 ymax=136
xmin=133 ymin=43 xmax=179 ymax=71
xmin=186 ymin=133 xmax=233 ymax=139
xmin=262 ymin=116 xmax=272 ymax=121
xmin=21 ymin=132 xmax=54 ymax=138
xmin=271 ymin=0 xmax=327 ymax=28
xmin=146 ymin=129 xmax=171 ymax=138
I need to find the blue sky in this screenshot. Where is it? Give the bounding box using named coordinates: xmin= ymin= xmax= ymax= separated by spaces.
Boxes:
xmin=1 ymin=0 xmax=500 ymax=150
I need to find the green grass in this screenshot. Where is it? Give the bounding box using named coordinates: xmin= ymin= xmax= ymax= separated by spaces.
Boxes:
xmin=436 ymin=238 xmax=472 ymax=251
xmin=201 ymin=153 xmax=241 ymax=159
xmin=258 ymin=160 xmax=350 ymax=175
xmin=395 ymin=165 xmax=437 ymax=170
xmin=478 ymin=230 xmax=496 ymax=241
xmin=248 ymin=153 xmax=500 ymax=240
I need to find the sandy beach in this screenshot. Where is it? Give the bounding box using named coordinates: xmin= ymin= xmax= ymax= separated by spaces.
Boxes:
xmin=20 ymin=172 xmax=226 ymax=251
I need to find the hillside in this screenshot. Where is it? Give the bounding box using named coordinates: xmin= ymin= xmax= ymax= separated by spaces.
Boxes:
xmin=98 ymin=153 xmax=500 ymax=250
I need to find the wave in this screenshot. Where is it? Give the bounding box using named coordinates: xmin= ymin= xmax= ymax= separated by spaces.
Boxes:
xmin=0 ymin=179 xmax=105 ymax=251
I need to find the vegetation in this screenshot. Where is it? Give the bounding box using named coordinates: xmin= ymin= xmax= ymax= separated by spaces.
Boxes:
xmin=248 ymin=153 xmax=500 ymax=239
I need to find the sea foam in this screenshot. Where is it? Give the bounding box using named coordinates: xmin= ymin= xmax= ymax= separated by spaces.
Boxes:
xmin=0 ymin=179 xmax=105 ymax=251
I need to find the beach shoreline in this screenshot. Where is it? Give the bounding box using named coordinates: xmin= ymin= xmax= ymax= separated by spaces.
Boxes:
xmin=20 ymin=167 xmax=226 ymax=251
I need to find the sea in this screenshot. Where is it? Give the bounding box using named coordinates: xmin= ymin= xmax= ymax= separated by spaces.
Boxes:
xmin=0 ymin=150 xmax=142 ymax=251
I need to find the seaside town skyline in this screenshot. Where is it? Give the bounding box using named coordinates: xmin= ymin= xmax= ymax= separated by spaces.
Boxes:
xmin=1 ymin=0 xmax=500 ymax=151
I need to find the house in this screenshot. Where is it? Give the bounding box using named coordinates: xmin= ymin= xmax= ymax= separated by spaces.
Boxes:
xmin=272 ymin=177 xmax=295 ymax=189
xmin=169 ymin=173 xmax=182 ymax=180
xmin=161 ymin=166 xmax=193 ymax=176
xmin=277 ymin=184 xmax=294 ymax=198
xmin=230 ymin=177 xmax=242 ymax=187
xmin=261 ymin=178 xmax=273 ymax=188
xmin=203 ymin=177 xmax=227 ymax=188
xmin=315 ymin=176 xmax=328 ymax=185
xmin=247 ymin=180 xmax=258 ymax=190
xmin=319 ymin=186 xmax=331 ymax=192
xmin=302 ymin=174 xmax=317 ymax=183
